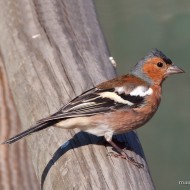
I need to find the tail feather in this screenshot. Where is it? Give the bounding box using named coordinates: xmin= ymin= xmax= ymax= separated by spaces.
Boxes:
xmin=1 ymin=120 xmax=59 ymax=144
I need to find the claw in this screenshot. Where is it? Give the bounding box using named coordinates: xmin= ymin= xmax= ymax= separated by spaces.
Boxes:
xmin=107 ymin=152 xmax=144 ymax=168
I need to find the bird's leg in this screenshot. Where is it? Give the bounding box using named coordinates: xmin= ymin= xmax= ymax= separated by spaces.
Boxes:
xmin=104 ymin=132 xmax=143 ymax=168
xmin=111 ymin=138 xmax=132 ymax=151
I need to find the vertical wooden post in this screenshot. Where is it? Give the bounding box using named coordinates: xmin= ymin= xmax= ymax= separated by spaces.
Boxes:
xmin=0 ymin=56 xmax=40 ymax=190
xmin=0 ymin=0 xmax=155 ymax=189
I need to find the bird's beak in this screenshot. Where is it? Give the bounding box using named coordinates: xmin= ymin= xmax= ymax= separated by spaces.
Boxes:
xmin=166 ymin=64 xmax=185 ymax=76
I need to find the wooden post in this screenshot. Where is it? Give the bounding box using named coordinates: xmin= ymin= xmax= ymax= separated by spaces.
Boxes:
xmin=0 ymin=56 xmax=40 ymax=190
xmin=0 ymin=0 xmax=155 ymax=189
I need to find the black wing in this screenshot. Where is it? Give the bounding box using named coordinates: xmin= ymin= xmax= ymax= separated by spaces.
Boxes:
xmin=37 ymin=86 xmax=144 ymax=123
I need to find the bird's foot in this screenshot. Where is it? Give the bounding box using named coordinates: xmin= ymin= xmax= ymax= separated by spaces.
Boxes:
xmin=112 ymin=138 xmax=133 ymax=151
xmin=107 ymin=152 xmax=144 ymax=168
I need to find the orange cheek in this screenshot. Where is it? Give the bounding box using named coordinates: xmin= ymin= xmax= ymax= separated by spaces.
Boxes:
xmin=143 ymin=64 xmax=164 ymax=82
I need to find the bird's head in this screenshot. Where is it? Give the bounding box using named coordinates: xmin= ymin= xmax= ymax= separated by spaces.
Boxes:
xmin=131 ymin=49 xmax=184 ymax=85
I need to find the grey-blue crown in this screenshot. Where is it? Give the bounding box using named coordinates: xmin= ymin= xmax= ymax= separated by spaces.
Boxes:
xmin=144 ymin=49 xmax=172 ymax=65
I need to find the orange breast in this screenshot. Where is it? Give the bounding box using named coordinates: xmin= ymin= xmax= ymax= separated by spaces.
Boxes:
xmin=95 ymin=85 xmax=161 ymax=134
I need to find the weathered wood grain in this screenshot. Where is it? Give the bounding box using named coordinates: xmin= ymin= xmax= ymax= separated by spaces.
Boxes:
xmin=0 ymin=0 xmax=155 ymax=189
xmin=0 ymin=56 xmax=40 ymax=190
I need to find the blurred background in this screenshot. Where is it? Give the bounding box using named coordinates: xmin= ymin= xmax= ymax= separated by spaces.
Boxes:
xmin=95 ymin=1 xmax=190 ymax=190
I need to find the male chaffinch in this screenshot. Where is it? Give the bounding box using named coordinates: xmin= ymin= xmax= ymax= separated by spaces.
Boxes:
xmin=2 ymin=49 xmax=184 ymax=167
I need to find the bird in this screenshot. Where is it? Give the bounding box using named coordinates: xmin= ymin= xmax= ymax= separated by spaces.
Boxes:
xmin=1 ymin=49 xmax=184 ymax=168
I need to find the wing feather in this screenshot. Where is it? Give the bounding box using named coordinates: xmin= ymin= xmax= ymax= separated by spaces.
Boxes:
xmin=37 ymin=85 xmax=149 ymax=124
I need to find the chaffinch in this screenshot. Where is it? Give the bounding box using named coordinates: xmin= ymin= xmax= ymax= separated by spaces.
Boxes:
xmin=2 ymin=49 xmax=184 ymax=167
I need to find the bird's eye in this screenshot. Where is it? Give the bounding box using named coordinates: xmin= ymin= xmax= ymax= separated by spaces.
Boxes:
xmin=157 ymin=62 xmax=163 ymax=67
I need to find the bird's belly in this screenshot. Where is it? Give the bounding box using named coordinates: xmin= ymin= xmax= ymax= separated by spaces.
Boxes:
xmin=61 ymin=105 xmax=158 ymax=137
xmin=99 ymin=108 xmax=157 ymax=134
xmin=57 ymin=116 xmax=112 ymax=137
xmin=114 ymin=113 xmax=153 ymax=134
xmin=114 ymin=107 xmax=158 ymax=134
xmin=85 ymin=124 xmax=112 ymax=137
